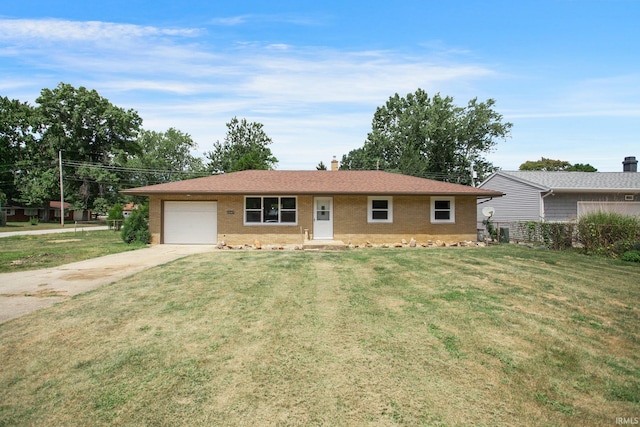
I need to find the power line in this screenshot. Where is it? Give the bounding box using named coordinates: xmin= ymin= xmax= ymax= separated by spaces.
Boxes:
xmin=61 ymin=160 xmax=209 ymax=177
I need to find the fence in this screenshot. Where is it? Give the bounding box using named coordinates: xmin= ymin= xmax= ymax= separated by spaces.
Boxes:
xmin=107 ymin=219 xmax=124 ymax=231
xmin=478 ymin=219 xmax=640 ymax=251
xmin=478 ymin=220 xmax=577 ymax=249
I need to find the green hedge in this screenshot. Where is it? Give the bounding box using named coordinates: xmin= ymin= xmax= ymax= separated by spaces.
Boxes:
xmin=514 ymin=221 xmax=574 ymax=250
xmin=576 ymin=212 xmax=640 ymax=257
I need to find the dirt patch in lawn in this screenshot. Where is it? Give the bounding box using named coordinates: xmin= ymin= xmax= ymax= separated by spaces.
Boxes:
xmin=1 ymin=289 xmax=67 ymax=298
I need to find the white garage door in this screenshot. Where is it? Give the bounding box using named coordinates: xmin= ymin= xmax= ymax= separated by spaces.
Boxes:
xmin=163 ymin=201 xmax=217 ymax=244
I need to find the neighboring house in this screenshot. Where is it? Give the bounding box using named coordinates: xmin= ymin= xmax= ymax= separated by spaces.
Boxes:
xmin=476 ymin=164 xmax=640 ymax=226
xmin=121 ymin=169 xmax=503 ymax=245
xmin=123 ymin=202 xmax=138 ymax=218
xmin=2 ymin=201 xmax=73 ymax=222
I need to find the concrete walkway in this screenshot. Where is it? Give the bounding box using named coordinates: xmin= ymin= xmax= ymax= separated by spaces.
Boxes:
xmin=0 ymin=244 xmax=215 ymax=324
xmin=0 ymin=225 xmax=109 ymax=238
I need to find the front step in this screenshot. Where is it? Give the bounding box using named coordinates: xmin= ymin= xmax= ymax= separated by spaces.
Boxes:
xmin=303 ymin=240 xmax=347 ymax=250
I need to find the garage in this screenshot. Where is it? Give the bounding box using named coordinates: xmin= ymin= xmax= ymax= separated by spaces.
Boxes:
xmin=163 ymin=201 xmax=217 ymax=244
xmin=578 ymin=201 xmax=640 ymax=218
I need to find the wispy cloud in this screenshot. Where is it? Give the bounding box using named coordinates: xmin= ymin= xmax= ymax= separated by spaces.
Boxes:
xmin=1 ymin=18 xmax=496 ymax=103
xmin=0 ymin=18 xmax=202 ymax=44
xmin=0 ymin=18 xmax=505 ymax=168
xmin=210 ymin=14 xmax=321 ymax=27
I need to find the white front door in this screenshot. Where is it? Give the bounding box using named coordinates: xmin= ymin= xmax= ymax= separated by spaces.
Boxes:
xmin=313 ymin=197 xmax=333 ymax=240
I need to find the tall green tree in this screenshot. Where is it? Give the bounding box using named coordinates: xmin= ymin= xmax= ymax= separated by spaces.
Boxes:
xmin=206 ymin=117 xmax=277 ymax=173
xmin=519 ymin=157 xmax=597 ymax=172
xmin=0 ymin=97 xmax=37 ymax=204
xmin=26 ymin=83 xmax=142 ymax=212
xmin=119 ymin=128 xmax=206 ymax=187
xmin=569 ymin=163 xmax=597 ymax=172
xmin=340 ymin=89 xmax=512 ymax=183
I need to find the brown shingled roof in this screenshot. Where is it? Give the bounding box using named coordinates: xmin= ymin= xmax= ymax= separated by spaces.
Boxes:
xmin=121 ymin=170 xmax=503 ymax=197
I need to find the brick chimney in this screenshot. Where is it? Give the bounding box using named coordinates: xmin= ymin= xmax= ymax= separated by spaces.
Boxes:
xmin=331 ymin=156 xmax=339 ymax=171
xmin=623 ymin=156 xmax=638 ymax=172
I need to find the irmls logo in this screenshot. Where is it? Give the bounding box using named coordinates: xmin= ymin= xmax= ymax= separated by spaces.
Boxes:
xmin=616 ymin=417 xmax=639 ymax=425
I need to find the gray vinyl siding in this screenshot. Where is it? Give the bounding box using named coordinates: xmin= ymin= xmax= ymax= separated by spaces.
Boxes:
xmin=543 ymin=195 xmax=579 ymax=221
xmin=544 ymin=192 xmax=637 ymax=221
xmin=477 ymin=174 xmax=542 ymax=223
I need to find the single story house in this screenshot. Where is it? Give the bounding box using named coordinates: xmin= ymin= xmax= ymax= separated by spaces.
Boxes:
xmin=1 ymin=201 xmax=73 ymax=222
xmin=476 ymin=168 xmax=640 ymax=226
xmin=121 ymin=169 xmax=503 ymax=245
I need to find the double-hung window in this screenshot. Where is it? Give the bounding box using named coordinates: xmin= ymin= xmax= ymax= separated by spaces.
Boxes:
xmin=245 ymin=196 xmax=297 ymax=225
xmin=368 ymin=196 xmax=393 ymax=223
xmin=431 ymin=197 xmax=455 ymax=223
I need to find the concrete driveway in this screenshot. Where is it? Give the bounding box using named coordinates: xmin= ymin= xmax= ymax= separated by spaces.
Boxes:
xmin=0 ymin=225 xmax=109 ymax=238
xmin=0 ymin=245 xmax=215 ymax=324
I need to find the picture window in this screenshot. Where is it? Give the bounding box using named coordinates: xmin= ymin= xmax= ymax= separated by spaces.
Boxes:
xmin=245 ymin=196 xmax=297 ymax=225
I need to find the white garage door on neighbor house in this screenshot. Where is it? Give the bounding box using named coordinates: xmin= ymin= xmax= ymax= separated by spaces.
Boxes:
xmin=163 ymin=201 xmax=218 ymax=244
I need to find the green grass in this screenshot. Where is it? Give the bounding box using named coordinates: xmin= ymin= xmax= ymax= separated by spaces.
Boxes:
xmin=0 ymin=230 xmax=146 ymax=272
xmin=0 ymin=246 xmax=639 ymax=425
xmin=0 ymin=221 xmax=102 ymax=232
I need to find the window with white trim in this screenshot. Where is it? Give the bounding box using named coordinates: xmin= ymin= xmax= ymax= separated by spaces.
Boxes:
xmin=24 ymin=208 xmax=38 ymax=216
xmin=368 ymin=196 xmax=393 ymax=223
xmin=245 ymin=196 xmax=297 ymax=225
xmin=431 ymin=197 xmax=455 ymax=223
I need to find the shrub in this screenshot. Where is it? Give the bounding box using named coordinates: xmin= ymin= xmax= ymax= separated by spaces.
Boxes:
xmin=121 ymin=203 xmax=150 ymax=244
xmin=621 ymin=250 xmax=640 ymax=263
xmin=107 ymin=204 xmax=124 ymax=221
xmin=29 ymin=217 xmax=39 ymax=226
xmin=577 ymin=212 xmax=640 ymax=256
xmin=482 ymin=218 xmax=497 ymax=241
xmin=107 ymin=204 xmax=124 ymax=231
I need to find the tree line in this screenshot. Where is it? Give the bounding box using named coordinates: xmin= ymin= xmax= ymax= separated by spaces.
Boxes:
xmin=2 ymin=83 xmax=516 ymax=218
xmin=0 ymin=83 xmax=278 ymax=217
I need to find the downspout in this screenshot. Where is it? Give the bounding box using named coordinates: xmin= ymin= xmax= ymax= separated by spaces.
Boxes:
xmin=541 ymin=190 xmax=554 ymax=220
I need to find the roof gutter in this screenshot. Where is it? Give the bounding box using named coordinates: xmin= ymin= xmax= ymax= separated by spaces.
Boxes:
xmin=548 ymin=188 xmax=640 ymax=193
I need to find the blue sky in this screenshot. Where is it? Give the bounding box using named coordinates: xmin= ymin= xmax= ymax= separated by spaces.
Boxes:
xmin=1 ymin=0 xmax=638 ymax=173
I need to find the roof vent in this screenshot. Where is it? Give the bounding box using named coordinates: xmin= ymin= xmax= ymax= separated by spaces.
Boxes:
xmin=623 ymin=156 xmax=638 ymax=172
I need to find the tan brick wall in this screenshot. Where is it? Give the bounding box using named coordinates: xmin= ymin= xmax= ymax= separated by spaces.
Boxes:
xmin=148 ymin=194 xmax=479 ymax=245
xmin=334 ymin=195 xmax=478 ymax=245
xmin=148 ymin=195 xmax=162 ymax=245
xmin=219 ymin=195 xmax=314 ymax=245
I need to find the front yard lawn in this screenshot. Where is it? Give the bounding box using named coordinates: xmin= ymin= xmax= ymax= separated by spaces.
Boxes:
xmin=0 ymin=230 xmax=146 ymax=273
xmin=0 ymin=246 xmax=638 ymax=425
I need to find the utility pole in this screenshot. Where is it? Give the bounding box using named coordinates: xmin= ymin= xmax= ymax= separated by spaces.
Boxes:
xmin=469 ymin=165 xmax=478 ymax=187
xmin=59 ymin=150 xmax=65 ymax=227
